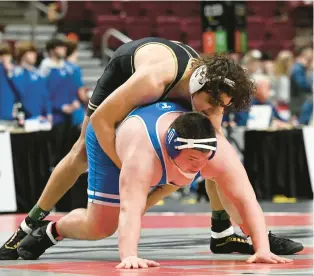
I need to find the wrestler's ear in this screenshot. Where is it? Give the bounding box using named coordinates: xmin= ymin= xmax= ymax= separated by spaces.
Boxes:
xmin=190 ymin=58 xmax=199 ymax=70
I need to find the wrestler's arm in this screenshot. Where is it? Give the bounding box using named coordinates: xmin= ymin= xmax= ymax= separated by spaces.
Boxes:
xmin=201 ymin=135 xmax=270 ymax=254
xmin=118 ymin=146 xmax=161 ymax=261
xmin=144 ymin=184 xmax=180 ymax=213
xmin=90 ymin=62 xmax=175 ymax=169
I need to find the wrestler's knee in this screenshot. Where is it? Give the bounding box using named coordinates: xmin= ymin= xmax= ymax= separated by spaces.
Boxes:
xmin=85 ymin=221 xmax=117 ymax=240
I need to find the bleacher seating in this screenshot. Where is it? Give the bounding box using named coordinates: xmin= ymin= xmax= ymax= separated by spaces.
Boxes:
xmin=247 ymin=1 xmax=297 ymax=57
xmin=57 ymin=1 xmax=312 ymax=57
xmin=124 ymin=17 xmax=153 ymax=40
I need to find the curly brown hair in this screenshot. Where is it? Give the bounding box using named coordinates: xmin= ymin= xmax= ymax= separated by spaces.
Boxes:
xmin=192 ymin=53 xmax=256 ymax=111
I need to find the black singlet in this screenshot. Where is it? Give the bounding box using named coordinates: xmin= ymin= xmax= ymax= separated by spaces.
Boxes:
xmin=86 ymin=37 xmax=200 ymax=117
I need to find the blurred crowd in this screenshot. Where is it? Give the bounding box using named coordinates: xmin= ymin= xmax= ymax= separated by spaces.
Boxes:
xmin=224 ymin=47 xmax=313 ymax=128
xmin=0 ymin=36 xmax=90 ymax=165
xmin=0 ymin=37 xmax=88 ymax=125
xmin=1 ymin=38 xmax=312 ymax=130
xmin=1 ymin=36 xmax=314 ymax=134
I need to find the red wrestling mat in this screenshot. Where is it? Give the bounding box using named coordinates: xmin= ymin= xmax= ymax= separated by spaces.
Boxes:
xmin=2 ymin=259 xmax=313 ymax=276
xmin=0 ymin=213 xmax=312 ymax=232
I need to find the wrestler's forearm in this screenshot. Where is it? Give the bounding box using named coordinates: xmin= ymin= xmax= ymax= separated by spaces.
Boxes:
xmin=235 ymin=199 xmax=269 ymax=253
xmin=118 ymin=208 xmax=141 ymax=260
xmin=143 ymin=184 xmax=179 ymax=214
xmin=118 ymin=165 xmax=152 ymax=261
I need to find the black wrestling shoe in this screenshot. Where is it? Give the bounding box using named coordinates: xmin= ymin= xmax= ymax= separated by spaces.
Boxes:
xmin=0 ymin=227 xmax=28 ymax=260
xmin=17 ymin=223 xmax=55 ymax=260
xmin=0 ymin=219 xmax=50 ymax=260
xmin=210 ymin=233 xmax=254 ymax=254
xmin=268 ymin=231 xmax=304 ymax=255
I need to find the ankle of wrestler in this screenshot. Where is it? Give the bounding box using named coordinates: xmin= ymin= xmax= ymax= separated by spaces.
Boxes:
xmin=211 ymin=210 xmax=234 ymax=237
xmin=28 ymin=204 xmax=50 ymax=221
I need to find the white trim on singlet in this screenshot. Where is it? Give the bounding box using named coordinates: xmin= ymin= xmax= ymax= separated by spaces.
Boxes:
xmin=88 ymin=198 xmax=120 ymax=207
xmin=87 ymin=189 xmax=120 ymax=199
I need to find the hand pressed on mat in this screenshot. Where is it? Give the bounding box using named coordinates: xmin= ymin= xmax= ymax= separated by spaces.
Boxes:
xmin=246 ymin=251 xmax=293 ymax=264
xmin=116 ymin=256 xmax=160 ymax=269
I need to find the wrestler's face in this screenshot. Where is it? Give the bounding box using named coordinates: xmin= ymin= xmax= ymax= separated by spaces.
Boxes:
xmin=192 ymin=91 xmax=232 ymax=116
xmin=173 ymin=148 xmax=210 ymax=174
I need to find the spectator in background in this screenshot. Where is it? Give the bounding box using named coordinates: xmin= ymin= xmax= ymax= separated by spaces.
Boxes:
xmin=0 ymin=42 xmax=25 ymax=121
xmin=14 ymin=41 xmax=52 ymax=123
xmin=229 ymin=52 xmax=242 ymax=64
xmin=40 ymin=37 xmax=80 ymax=165
xmin=261 ymin=52 xmax=276 ymax=98
xmin=307 ymin=55 xmax=313 ymax=87
xmin=0 ymin=42 xmax=15 ymax=120
xmin=65 ymin=39 xmax=86 ymax=127
xmin=262 ymin=53 xmax=275 ymax=77
xmin=290 ymin=46 xmax=313 ymax=116
xmin=223 ymin=50 xmax=263 ymax=126
xmin=223 ymin=74 xmax=288 ymax=128
xmin=299 ymin=99 xmax=313 ymax=125
xmin=65 ymin=39 xmax=87 ymax=104
xmin=39 ymin=37 xmax=80 ymax=126
xmin=273 ymin=50 xmax=294 ymax=104
xmin=242 ymin=49 xmax=263 ymax=77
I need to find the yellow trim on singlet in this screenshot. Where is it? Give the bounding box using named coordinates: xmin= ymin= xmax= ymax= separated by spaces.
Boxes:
xmin=130 ymin=55 xmax=134 ymax=74
xmin=172 ymin=41 xmax=191 ymax=59
xmin=172 ymin=41 xmax=200 ymax=58
xmin=177 ymin=58 xmax=194 ymax=85
xmin=89 ymin=101 xmax=98 ymax=108
xmin=132 ymin=42 xmax=178 ymax=94
xmin=170 ymin=42 xmax=199 ymax=87
xmin=183 ymin=44 xmax=200 ymax=58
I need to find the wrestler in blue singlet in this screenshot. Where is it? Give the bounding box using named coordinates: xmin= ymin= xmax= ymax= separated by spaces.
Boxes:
xmin=86 ymin=102 xmax=189 ymax=207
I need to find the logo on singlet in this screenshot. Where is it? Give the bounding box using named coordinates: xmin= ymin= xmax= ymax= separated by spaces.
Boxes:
xmin=156 ymin=102 xmax=175 ymax=111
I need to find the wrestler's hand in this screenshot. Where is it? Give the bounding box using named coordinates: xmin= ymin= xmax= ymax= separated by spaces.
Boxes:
xmin=246 ymin=251 xmax=293 ymax=264
xmin=116 ymin=256 xmax=160 ymax=269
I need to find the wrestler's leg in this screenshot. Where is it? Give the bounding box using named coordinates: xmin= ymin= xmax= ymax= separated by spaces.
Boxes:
xmin=56 ymin=203 xmax=119 ymax=240
xmin=36 ymin=115 xmax=90 ymax=213
xmin=0 ymin=116 xmax=89 ymax=260
xmin=206 ymin=179 xmax=253 ymax=254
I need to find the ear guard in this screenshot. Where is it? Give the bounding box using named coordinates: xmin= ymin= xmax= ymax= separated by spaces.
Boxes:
xmin=165 ymin=128 xmax=217 ymax=160
xmin=189 ymin=65 xmax=236 ymax=94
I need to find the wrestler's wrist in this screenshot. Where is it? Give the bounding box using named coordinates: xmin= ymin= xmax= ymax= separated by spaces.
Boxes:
xmin=120 ymin=253 xmax=138 ymax=261
xmin=253 ymin=242 xmax=270 ymax=254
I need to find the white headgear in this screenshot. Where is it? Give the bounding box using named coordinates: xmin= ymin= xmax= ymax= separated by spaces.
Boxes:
xmin=189 ymin=65 xmax=236 ymax=95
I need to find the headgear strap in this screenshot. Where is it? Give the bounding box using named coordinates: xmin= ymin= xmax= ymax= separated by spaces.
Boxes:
xmin=175 ymin=137 xmax=217 ymax=151
xmin=165 ymin=128 xmax=217 ymax=160
xmin=189 ymin=65 xmax=235 ymax=94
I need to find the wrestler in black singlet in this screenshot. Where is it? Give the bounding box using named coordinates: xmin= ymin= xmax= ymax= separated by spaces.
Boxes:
xmin=86 ymin=37 xmax=200 ymax=116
